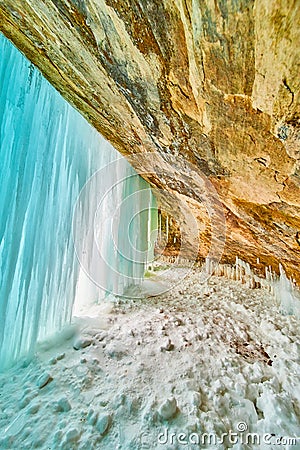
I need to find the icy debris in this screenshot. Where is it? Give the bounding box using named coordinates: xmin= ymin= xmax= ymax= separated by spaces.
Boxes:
xmin=56 ymin=352 xmax=65 ymax=361
xmin=19 ymin=392 xmax=35 ymax=409
xmin=73 ymin=337 xmax=92 ymax=350
xmin=190 ymin=391 xmax=202 ymax=407
xmin=37 ymin=372 xmax=53 ymax=389
xmin=27 ymin=402 xmax=40 ymax=414
xmin=100 ymin=399 xmax=109 ymax=407
xmin=75 ymin=364 xmax=89 ymax=378
xmin=95 ymin=331 xmax=107 ymax=342
xmin=211 ymin=379 xmax=226 ymax=395
xmin=256 ymin=387 xmax=300 ymax=437
xmin=54 ymin=397 xmax=71 ymax=412
xmin=65 ymin=428 xmax=81 ymax=442
xmin=49 ymin=352 xmax=65 ymax=365
xmin=87 ymin=409 xmax=98 ymax=426
xmin=158 ymin=397 xmax=178 ymax=420
xmin=125 ymin=396 xmax=140 ymax=413
xmin=160 ymin=338 xmax=175 ymax=352
xmin=53 ymin=429 xmax=63 ymax=444
xmin=96 ymin=413 xmax=112 ymax=435
xmin=0 ymin=267 xmax=299 ymax=449
xmin=113 ymin=392 xmax=127 ymax=409
xmin=249 ymin=361 xmax=264 ymax=383
xmin=58 ymin=420 xmax=67 ymax=430
xmin=105 ymin=342 xmax=128 ymax=359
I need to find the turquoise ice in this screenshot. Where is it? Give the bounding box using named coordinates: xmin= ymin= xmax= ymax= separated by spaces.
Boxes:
xmin=0 ymin=34 xmax=156 ymax=370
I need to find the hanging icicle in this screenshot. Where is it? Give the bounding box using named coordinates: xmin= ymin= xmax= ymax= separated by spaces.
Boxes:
xmin=204 ymin=256 xmax=300 ymax=318
xmin=0 ymin=35 xmax=157 ymax=370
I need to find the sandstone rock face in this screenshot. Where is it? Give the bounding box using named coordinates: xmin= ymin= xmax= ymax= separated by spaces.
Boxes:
xmin=1 ymin=0 xmax=299 ymax=281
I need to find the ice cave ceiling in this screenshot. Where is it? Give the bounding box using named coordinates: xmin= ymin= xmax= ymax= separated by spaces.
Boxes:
xmin=0 ymin=0 xmax=299 ymax=281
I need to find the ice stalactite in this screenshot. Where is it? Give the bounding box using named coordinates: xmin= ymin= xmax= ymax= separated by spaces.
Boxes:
xmin=166 ymin=215 xmax=169 ymax=243
xmin=274 ymin=265 xmax=300 ymax=317
xmin=205 ymin=257 xmax=300 ymax=318
xmin=72 ymin=159 xmax=157 ymax=312
xmin=0 ymin=35 xmax=156 ymax=370
xmin=158 ymin=211 xmax=162 ymax=241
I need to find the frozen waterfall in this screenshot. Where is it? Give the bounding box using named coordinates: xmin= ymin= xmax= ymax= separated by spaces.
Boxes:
xmin=0 ymin=35 xmax=156 ymax=370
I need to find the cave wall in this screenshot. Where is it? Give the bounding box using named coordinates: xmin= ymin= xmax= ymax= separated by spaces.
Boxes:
xmin=1 ymin=0 xmax=299 ymax=281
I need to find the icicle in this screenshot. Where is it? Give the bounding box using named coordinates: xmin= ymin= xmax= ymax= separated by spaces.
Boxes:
xmin=159 ymin=212 xmax=162 ymax=241
xmin=273 ymin=265 xmax=300 ymax=317
xmin=205 ymin=258 xmax=211 ymax=275
xmin=214 ymin=255 xmax=300 ymax=318
xmin=166 ymin=215 xmax=169 ymax=243
xmin=0 ymin=35 xmax=157 ymax=369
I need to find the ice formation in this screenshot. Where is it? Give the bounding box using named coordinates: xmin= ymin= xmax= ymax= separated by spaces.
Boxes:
xmin=274 ymin=264 xmax=300 ymax=318
xmin=205 ymin=257 xmax=300 ymax=318
xmin=0 ymin=35 xmax=156 ymax=370
xmin=1 ymin=266 xmax=299 ymax=449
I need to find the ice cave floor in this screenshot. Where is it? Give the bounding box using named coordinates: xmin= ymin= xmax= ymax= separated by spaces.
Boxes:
xmin=0 ymin=266 xmax=299 ymax=450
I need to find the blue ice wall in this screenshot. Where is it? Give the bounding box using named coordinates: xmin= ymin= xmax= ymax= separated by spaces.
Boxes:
xmin=0 ymin=34 xmax=156 ymax=370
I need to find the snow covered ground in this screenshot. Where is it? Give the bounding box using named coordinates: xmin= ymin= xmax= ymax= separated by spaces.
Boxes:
xmin=0 ymin=266 xmax=299 ymax=449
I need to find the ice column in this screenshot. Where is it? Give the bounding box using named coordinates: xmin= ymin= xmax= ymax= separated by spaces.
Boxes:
xmin=274 ymin=265 xmax=300 ymax=317
xmin=0 ymin=35 xmax=156 ymax=369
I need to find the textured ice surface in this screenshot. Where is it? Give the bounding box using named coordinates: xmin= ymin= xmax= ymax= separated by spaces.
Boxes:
xmin=0 ymin=267 xmax=299 ymax=449
xmin=275 ymin=265 xmax=300 ymax=318
xmin=0 ymin=35 xmax=155 ymax=370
